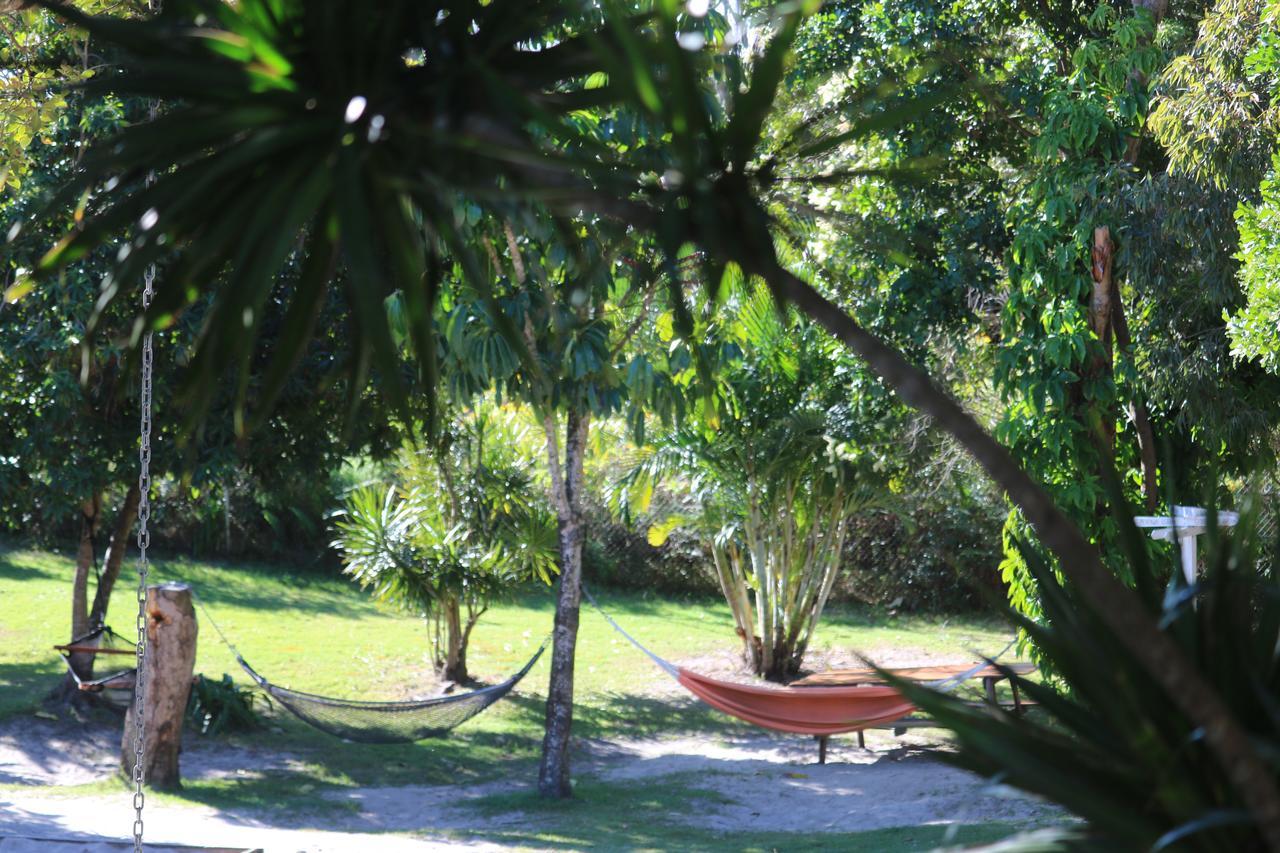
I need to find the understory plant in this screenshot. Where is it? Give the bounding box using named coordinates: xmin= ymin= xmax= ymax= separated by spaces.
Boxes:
xmin=333 ymin=408 xmax=557 ymax=683
xmin=624 ymin=295 xmax=901 ymax=680
xmin=186 ymin=673 xmax=262 ymax=736
xmin=897 ymin=490 xmax=1280 ymax=851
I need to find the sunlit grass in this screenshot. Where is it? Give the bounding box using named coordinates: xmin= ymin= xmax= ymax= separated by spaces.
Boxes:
xmin=0 ymin=540 xmax=1030 ymax=849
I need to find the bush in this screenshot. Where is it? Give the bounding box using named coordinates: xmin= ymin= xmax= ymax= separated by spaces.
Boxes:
xmin=837 ymin=503 xmax=1005 ymax=613
xmin=187 ymin=674 xmax=263 ymax=736
xmin=582 ymin=508 xmax=718 ymax=597
xmin=581 ymin=498 xmax=1006 ymax=612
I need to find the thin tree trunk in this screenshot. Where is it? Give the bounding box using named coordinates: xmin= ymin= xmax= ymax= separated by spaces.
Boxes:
xmin=1099 ymin=0 xmax=1166 ymax=508
xmin=1111 ymin=287 xmax=1160 ymax=510
xmin=61 ymin=495 xmax=102 ymax=694
xmin=538 ymin=406 xmax=590 ymax=799
xmin=89 ymin=483 xmax=141 ymax=628
xmin=461 ymin=600 xmax=486 ymax=681
xmin=442 ymin=596 xmax=467 ymax=683
xmin=70 ymin=495 xmax=100 ymax=640
xmin=763 ymin=262 xmax=1280 ymax=847
xmin=1086 ymin=226 xmax=1117 ymax=458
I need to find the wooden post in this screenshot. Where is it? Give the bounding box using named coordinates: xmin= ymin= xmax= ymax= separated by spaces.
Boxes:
xmin=122 ymin=582 xmax=197 ymax=790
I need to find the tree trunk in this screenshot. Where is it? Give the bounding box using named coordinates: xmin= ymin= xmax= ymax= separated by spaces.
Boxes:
xmin=89 ymin=483 xmax=141 ymax=628
xmin=61 ymin=496 xmax=101 ymax=695
xmin=1083 ymin=226 xmax=1117 ymax=464
xmin=1110 ymin=287 xmax=1160 ymax=510
xmin=537 ymin=406 xmax=589 ymax=799
xmin=1101 ymin=0 xmax=1167 ymax=508
xmin=442 ymin=596 xmax=467 ymax=683
xmin=121 ymin=583 xmax=197 ymax=791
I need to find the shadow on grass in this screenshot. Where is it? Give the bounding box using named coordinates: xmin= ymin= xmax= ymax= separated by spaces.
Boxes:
xmin=163 ymin=558 xmax=564 ymax=624
xmin=0 ymin=551 xmax=59 ymax=583
xmin=160 ymin=773 xmax=362 ymax=823
xmin=213 ymin=686 xmax=764 ymax=797
xmin=0 ymin=662 xmax=63 ymax=720
xmin=568 ymin=691 xmax=755 ymax=740
xmin=147 ymin=556 xmax=378 ymax=620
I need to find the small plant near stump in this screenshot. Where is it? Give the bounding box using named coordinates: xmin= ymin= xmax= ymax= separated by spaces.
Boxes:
xmin=186 ymin=673 xmax=263 ymax=736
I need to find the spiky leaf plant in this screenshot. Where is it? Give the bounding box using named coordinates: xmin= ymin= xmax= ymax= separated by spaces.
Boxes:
xmin=894 ymin=494 xmax=1280 ymax=851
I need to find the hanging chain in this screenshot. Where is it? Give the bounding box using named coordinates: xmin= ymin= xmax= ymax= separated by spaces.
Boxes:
xmin=132 ymin=257 xmax=154 ymax=853
xmin=133 ymin=3 xmax=159 ymax=840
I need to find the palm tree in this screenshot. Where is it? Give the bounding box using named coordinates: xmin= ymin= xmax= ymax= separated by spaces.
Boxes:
xmin=626 ymin=297 xmax=893 ymax=679
xmin=333 ymin=408 xmax=557 ymax=683
xmin=23 ymin=0 xmax=1280 ymax=826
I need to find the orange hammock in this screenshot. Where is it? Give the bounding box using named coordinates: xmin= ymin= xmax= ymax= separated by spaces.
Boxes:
xmin=675 ymin=668 xmax=917 ymax=736
xmin=583 ymin=589 xmax=952 ymax=736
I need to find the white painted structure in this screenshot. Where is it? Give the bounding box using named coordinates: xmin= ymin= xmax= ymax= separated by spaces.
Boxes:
xmin=1133 ymin=505 xmax=1239 ymax=584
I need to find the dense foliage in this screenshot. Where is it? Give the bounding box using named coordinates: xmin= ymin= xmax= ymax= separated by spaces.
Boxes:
xmin=621 ymin=295 xmax=908 ymax=678
xmin=901 ymin=498 xmax=1280 ymax=851
xmin=8 ymin=0 xmax=1280 ymax=836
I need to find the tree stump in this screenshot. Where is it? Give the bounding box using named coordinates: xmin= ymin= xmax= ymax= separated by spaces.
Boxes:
xmin=121 ymin=582 xmax=197 ymax=790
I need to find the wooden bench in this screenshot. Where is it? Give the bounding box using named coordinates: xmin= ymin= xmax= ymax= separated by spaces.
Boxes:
xmin=791 ymin=662 xmax=1037 ymax=763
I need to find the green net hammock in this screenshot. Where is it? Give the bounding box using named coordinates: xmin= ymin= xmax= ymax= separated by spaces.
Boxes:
xmin=234 ymin=640 xmax=547 ymax=744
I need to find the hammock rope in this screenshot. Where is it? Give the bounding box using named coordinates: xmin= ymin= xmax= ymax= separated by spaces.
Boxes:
xmin=193 ymin=592 xmax=547 ymax=743
xmin=582 ymin=586 xmax=1013 ymax=736
xmin=54 ymin=624 xmax=138 ymax=708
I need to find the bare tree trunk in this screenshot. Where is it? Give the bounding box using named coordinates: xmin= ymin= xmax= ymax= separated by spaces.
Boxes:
xmin=60 ymin=495 xmax=102 ymax=696
xmin=70 ymin=496 xmax=100 ymax=640
xmin=537 ymin=406 xmax=589 ymax=799
xmin=1111 ymin=288 xmax=1160 ymax=510
xmin=89 ymin=483 xmax=141 ymax=628
xmin=1099 ymin=0 xmax=1167 ymax=508
xmin=121 ymin=583 xmax=197 ymax=791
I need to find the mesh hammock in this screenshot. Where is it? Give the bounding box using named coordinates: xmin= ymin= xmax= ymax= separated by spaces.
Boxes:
xmin=235 ymin=640 xmax=547 ymax=744
xmin=54 ymin=625 xmax=137 ymax=709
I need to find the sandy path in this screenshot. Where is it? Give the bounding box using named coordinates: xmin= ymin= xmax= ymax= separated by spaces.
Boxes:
xmin=0 ymin=718 xmax=308 ymax=788
xmin=0 ymin=713 xmax=1055 ymax=851
xmin=580 ymin=731 xmax=1051 ymax=832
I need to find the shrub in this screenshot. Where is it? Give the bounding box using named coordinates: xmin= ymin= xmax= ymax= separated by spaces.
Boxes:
xmin=897 ymin=495 xmax=1280 ymax=850
xmin=838 ymin=503 xmax=1005 ymax=613
xmin=187 ymin=674 xmax=263 ymax=736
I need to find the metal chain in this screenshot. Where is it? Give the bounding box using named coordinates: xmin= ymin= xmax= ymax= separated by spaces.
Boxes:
xmin=133 ymin=0 xmax=159 ymax=835
xmin=132 ymin=258 xmax=154 ymax=853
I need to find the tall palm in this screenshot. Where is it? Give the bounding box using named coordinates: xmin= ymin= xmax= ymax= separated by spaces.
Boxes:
xmin=22 ymin=0 xmax=1280 ymax=827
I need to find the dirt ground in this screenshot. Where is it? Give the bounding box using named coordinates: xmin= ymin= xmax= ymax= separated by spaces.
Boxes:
xmin=0 ymin=711 xmax=1056 ymax=852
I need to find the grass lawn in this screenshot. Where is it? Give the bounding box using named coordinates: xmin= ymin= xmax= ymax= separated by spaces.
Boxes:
xmin=0 ymin=541 xmax=1033 ymax=849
